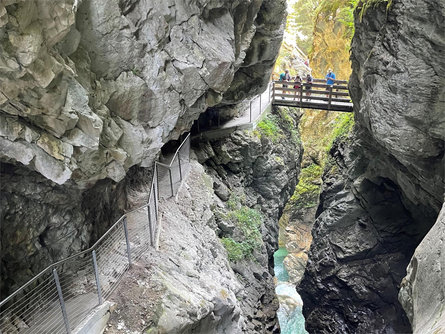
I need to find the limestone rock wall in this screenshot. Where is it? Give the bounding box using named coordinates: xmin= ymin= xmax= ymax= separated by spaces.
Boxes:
xmin=194 ymin=107 xmax=303 ymax=332
xmin=0 ymin=0 xmax=286 ymax=295
xmin=298 ymin=0 xmax=445 ymax=332
xmin=106 ymin=106 xmax=303 ymax=333
xmin=0 ymin=0 xmax=285 ymax=187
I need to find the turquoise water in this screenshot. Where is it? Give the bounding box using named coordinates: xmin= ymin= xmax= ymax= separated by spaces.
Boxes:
xmin=273 ymin=248 xmax=308 ymax=334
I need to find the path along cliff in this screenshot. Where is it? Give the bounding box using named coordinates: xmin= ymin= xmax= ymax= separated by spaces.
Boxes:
xmin=104 ymin=106 xmax=303 ymax=333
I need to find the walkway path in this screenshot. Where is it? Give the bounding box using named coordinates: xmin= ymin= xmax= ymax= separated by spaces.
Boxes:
xmin=194 ymin=85 xmax=273 ymax=140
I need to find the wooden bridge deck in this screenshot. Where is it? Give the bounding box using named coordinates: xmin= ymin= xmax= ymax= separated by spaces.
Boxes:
xmin=271 ymin=80 xmax=353 ymax=112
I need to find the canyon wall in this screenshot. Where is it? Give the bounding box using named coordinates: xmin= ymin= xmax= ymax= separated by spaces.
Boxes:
xmin=0 ymin=0 xmax=286 ymax=295
xmin=105 ymin=107 xmax=303 ymax=333
xmin=298 ymin=0 xmax=444 ymax=332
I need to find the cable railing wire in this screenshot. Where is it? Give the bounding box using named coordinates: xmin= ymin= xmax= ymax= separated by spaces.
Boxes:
xmin=0 ymin=134 xmax=191 ymax=334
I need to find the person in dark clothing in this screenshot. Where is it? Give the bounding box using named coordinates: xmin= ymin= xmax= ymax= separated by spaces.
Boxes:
xmin=305 ymin=73 xmax=313 ymax=99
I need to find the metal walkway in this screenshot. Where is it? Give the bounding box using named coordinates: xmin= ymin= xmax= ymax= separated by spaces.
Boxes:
xmin=272 ymin=79 xmax=353 ymax=112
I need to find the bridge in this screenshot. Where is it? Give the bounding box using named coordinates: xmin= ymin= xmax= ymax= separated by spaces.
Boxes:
xmin=271 ymin=79 xmax=353 ymax=112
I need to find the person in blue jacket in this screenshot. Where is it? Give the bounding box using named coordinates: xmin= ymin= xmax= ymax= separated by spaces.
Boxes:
xmin=326 ymin=69 xmax=336 ymax=98
xmin=326 ymin=68 xmax=336 ymax=86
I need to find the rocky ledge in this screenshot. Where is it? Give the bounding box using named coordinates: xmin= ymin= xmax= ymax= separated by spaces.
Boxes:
xmin=0 ymin=0 xmax=286 ymax=295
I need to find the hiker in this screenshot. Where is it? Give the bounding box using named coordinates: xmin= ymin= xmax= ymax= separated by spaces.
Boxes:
xmin=305 ymin=73 xmax=313 ymax=99
xmin=279 ymin=69 xmax=291 ymax=99
xmin=326 ymin=69 xmax=337 ymax=98
xmin=293 ymin=75 xmax=302 ymax=100
xmin=304 ymin=58 xmax=309 ymax=67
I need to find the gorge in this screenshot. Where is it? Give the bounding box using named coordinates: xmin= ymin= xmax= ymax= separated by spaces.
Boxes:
xmin=1 ymin=0 xmax=444 ymax=333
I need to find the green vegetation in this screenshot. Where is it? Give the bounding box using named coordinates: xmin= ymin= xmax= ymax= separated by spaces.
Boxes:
xmin=220 ymin=194 xmax=263 ymax=262
xmin=256 ymin=114 xmax=283 ymax=143
xmin=326 ymin=113 xmax=354 ymax=151
xmin=221 ymin=238 xmax=248 ymax=262
xmin=288 ymin=164 xmax=323 ymax=210
xmin=358 ymin=0 xmax=392 ymax=22
xmin=277 ymin=107 xmax=301 ymax=145
xmin=256 ymin=108 xmax=301 ymax=145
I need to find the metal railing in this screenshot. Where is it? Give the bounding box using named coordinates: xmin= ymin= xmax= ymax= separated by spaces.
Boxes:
xmin=248 ymin=82 xmax=274 ymax=123
xmin=271 ymin=80 xmax=353 ymax=112
xmin=156 ymin=133 xmax=191 ymax=199
xmin=195 ymin=84 xmax=273 ymax=133
xmin=0 ymin=134 xmax=191 ymax=334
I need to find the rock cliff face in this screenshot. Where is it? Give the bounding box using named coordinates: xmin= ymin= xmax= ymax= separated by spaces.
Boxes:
xmin=0 ymin=0 xmax=286 ymax=295
xmin=106 ymin=107 xmax=303 ymax=333
xmin=399 ymin=204 xmax=445 ymax=334
xmin=298 ymin=0 xmax=444 ymax=332
xmin=194 ymin=107 xmax=303 ymax=331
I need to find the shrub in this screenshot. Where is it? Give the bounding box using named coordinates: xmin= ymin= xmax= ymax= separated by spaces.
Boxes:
xmin=221 ymin=205 xmax=263 ymax=262
xmin=326 ymin=113 xmax=354 ymax=152
xmin=289 ymin=164 xmax=323 ymax=210
xmin=257 ymin=114 xmax=283 ymax=143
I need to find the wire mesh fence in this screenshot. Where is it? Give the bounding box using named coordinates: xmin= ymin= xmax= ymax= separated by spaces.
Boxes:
xmin=156 ymin=133 xmax=191 ymax=199
xmin=0 ymin=134 xmax=190 ymax=333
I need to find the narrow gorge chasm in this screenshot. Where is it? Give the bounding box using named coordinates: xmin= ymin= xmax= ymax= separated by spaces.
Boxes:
xmin=297 ymin=0 xmax=445 ymax=333
xmin=1 ymin=0 xmax=444 ymax=333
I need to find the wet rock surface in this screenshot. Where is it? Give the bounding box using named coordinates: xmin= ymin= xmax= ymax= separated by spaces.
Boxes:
xmin=298 ymin=139 xmax=428 ymax=333
xmin=0 ymin=0 xmax=286 ymax=293
xmin=299 ymin=0 xmax=444 ymax=332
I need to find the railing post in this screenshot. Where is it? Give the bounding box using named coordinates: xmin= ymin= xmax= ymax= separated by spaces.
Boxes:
xmin=268 ymin=82 xmax=271 ymax=103
xmin=328 ymin=85 xmax=333 ymax=110
xmin=147 ymin=205 xmax=155 ymax=246
xmin=153 ymin=165 xmax=158 ymax=221
xmin=259 ymin=94 xmax=262 ymax=115
xmin=249 ymin=100 xmax=253 ymax=123
xmin=53 ymin=269 xmax=71 ymax=334
xmin=123 ymin=217 xmax=132 ymax=266
xmin=169 ymin=168 xmax=174 ymax=197
xmin=92 ymin=250 xmax=103 ymax=305
xmin=272 ymin=82 xmax=275 ymax=103
xmin=299 ymin=84 xmax=303 ymax=106
xmin=178 ymin=154 xmax=183 ymax=181
xmin=155 ymin=164 xmax=160 ymax=208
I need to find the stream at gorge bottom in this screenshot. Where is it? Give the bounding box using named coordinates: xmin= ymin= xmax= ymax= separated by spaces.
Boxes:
xmin=274 ymin=248 xmax=307 ymax=334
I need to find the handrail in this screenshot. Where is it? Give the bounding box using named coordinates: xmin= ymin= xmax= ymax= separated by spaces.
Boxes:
xmin=0 ymin=133 xmax=187 ymax=314
xmin=155 ymin=133 xmax=191 ymax=168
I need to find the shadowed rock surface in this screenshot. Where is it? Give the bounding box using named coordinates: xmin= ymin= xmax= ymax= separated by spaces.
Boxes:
xmin=399 ymin=204 xmax=445 ymax=334
xmin=298 ymin=0 xmax=444 ymax=332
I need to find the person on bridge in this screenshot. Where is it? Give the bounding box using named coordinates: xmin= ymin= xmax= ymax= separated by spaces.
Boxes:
xmin=279 ymin=70 xmax=291 ymax=99
xmin=326 ymin=69 xmax=336 ymax=86
xmin=326 ymin=69 xmax=337 ymax=98
xmin=293 ymin=75 xmax=302 ymax=100
xmin=305 ymin=73 xmax=313 ymax=99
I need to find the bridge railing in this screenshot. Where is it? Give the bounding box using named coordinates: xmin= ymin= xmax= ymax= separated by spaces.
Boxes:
xmin=0 ymin=134 xmax=191 ymax=334
xmin=272 ymin=80 xmax=352 ymax=110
